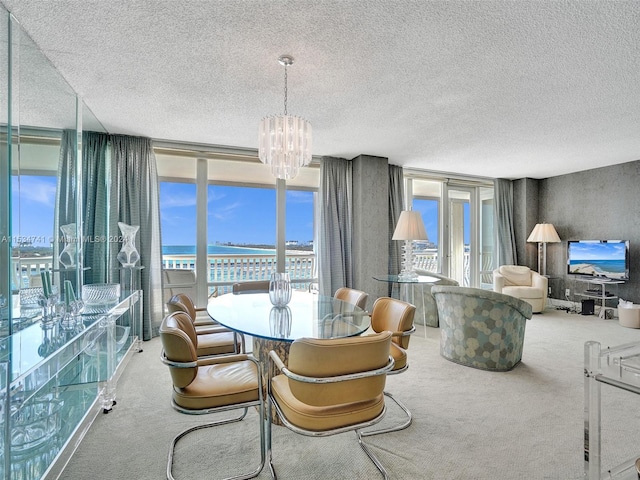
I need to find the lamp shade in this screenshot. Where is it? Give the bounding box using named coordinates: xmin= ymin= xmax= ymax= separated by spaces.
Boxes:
xmin=392 ymin=211 xmax=428 ymax=241
xmin=527 ymin=223 xmax=561 ymax=243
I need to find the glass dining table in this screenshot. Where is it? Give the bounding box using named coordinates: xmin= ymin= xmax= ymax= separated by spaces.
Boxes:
xmin=206 ymin=290 xmax=371 ymax=343
xmin=207 ymin=290 xmax=371 ymax=424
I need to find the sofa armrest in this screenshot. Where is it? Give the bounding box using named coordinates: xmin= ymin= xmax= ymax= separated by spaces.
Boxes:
xmin=531 ymin=272 xmax=548 ymax=293
xmin=493 ymin=272 xmax=505 ymax=293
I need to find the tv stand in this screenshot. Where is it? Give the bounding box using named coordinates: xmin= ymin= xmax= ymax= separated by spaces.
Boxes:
xmin=576 ymin=278 xmax=624 ymax=318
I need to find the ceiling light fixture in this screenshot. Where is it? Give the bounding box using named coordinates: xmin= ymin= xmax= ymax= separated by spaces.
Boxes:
xmin=258 ymin=55 xmax=312 ymax=180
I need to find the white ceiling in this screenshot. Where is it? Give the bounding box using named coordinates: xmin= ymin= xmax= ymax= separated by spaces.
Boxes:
xmin=3 ymin=0 xmax=640 ymax=180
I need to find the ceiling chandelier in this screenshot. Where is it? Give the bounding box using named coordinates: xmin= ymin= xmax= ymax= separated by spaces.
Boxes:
xmin=258 ymin=55 xmax=312 ymax=180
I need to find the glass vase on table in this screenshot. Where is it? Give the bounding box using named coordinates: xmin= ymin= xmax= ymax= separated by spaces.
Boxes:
xmin=269 ymin=272 xmax=292 ymax=307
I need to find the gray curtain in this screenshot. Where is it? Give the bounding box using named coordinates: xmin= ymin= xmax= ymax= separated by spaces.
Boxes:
xmin=388 ymin=165 xmax=404 ymax=280
xmin=55 ymin=130 xmax=78 ymax=266
xmin=75 ymin=132 xmax=163 ymax=340
xmin=494 ymin=178 xmax=517 ymax=266
xmin=110 ymin=135 xmax=164 ymax=340
xmin=318 ymin=156 xmax=353 ymax=297
xmin=82 ymin=132 xmax=113 ymax=284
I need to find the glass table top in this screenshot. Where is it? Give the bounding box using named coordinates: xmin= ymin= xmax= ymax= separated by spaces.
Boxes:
xmin=0 ymin=290 xmax=140 ymax=384
xmin=373 ymin=274 xmax=442 ymax=284
xmin=206 ymin=291 xmax=370 ymax=342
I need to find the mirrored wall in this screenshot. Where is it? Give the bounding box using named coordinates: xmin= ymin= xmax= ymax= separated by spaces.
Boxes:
xmin=0 ymin=7 xmax=115 ymax=480
xmin=0 ymin=7 xmax=106 ymax=339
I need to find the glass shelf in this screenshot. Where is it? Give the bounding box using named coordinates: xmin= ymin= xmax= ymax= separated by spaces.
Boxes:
xmin=606 ymin=457 xmax=640 ymax=480
xmin=585 ymin=341 xmax=640 ymax=479
xmin=0 ymin=290 xmax=142 ymax=480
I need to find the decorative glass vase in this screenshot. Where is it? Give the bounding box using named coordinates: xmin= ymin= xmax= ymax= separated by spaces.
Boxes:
xmin=116 ymin=222 xmax=140 ymax=268
xmin=269 ymin=306 xmax=292 ymax=338
xmin=269 ymin=272 xmax=292 ymax=307
xmin=58 ymin=223 xmax=77 ymax=268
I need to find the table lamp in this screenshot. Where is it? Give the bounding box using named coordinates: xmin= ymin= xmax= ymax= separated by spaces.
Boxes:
xmin=393 ymin=210 xmax=428 ymax=281
xmin=527 ymin=223 xmax=561 ymax=276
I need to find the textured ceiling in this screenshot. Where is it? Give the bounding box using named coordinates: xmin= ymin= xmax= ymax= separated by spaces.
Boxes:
xmin=2 ymin=0 xmax=639 ymax=179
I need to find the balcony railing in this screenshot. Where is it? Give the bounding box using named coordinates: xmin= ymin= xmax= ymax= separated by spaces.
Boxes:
xmin=14 ymin=249 xmax=488 ymax=293
xmin=12 ymin=256 xmax=54 ymax=289
xmin=162 ymin=252 xmax=317 ymax=294
xmin=414 ymin=252 xmax=439 ymax=272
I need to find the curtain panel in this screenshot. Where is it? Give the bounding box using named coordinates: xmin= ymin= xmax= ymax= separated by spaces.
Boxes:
xmin=109 ymin=135 xmax=164 ymax=340
xmin=318 ymin=156 xmax=353 ymax=297
xmin=61 ymin=131 xmax=164 ymax=340
xmin=55 ymin=130 xmax=79 ymax=265
xmin=494 ymin=178 xmax=517 ymax=266
xmin=388 ymin=164 xmax=404 ymax=278
xmin=81 ymin=131 xmax=113 ymax=284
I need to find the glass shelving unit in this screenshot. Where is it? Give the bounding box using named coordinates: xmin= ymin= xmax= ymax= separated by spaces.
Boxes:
xmin=0 ymin=290 xmax=141 ymax=480
xmin=585 ymin=341 xmax=640 ymax=479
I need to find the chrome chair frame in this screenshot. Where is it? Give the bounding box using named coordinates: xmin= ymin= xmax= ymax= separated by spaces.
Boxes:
xmin=361 ymin=306 xmax=416 ymax=437
xmin=266 ymin=349 xmax=395 ymax=479
xmin=361 ymin=325 xmax=416 ymax=437
xmin=160 ymin=350 xmax=266 ymax=480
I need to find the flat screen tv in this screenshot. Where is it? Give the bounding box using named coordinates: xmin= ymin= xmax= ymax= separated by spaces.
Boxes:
xmin=567 ymin=240 xmax=630 ymax=281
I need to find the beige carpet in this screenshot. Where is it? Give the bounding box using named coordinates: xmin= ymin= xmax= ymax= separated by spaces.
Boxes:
xmin=57 ymin=309 xmax=640 ymax=479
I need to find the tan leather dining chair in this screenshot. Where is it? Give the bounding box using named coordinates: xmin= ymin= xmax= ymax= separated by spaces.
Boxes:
xmin=162 ymin=268 xmax=218 ymax=312
xmin=166 ymin=294 xmax=243 ymax=355
xmin=232 ymin=280 xmax=270 ymax=294
xmin=159 ymin=312 xmax=265 ymax=480
xmin=318 ymin=287 xmax=370 ymax=338
xmin=166 ymin=292 xmax=214 ymax=327
xmin=360 ymin=297 xmax=416 ymax=437
xmin=267 ymin=331 xmax=395 ymax=479
xmin=334 ymin=286 xmax=369 ymax=310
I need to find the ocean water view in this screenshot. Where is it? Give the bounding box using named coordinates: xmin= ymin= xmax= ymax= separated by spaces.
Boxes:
xmin=569 ymin=260 xmax=627 ymax=278
xmin=569 ymin=259 xmax=626 ymax=274
xmin=163 ymin=245 xmax=276 ymax=255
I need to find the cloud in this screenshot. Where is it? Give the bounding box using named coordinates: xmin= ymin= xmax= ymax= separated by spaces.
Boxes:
xmin=13 ymin=176 xmax=56 ymax=205
xmin=210 ymin=202 xmax=242 ymax=221
xmin=160 ymin=193 xmax=196 ymax=209
xmin=208 ymin=190 xmax=226 ymax=203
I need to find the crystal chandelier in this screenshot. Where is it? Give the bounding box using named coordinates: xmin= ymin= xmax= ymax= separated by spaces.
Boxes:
xmin=258 ymin=55 xmax=312 ymax=180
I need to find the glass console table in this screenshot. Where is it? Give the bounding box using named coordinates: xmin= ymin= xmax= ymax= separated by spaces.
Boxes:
xmin=373 ymin=274 xmax=442 ymax=331
xmin=585 ymin=340 xmax=640 ymax=479
xmin=0 ymin=290 xmax=142 ymax=480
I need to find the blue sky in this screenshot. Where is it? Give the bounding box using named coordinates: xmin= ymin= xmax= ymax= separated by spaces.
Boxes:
xmin=412 ymin=198 xmax=470 ymax=245
xmin=412 ymin=198 xmax=439 ymax=244
xmin=11 ymin=177 xmax=315 ymax=247
xmin=569 ymin=241 xmax=627 ymax=261
xmin=11 ymin=175 xmax=57 ymax=246
xmin=14 ymin=176 xmax=465 ymax=248
xmin=160 ymin=182 xmax=314 ymax=245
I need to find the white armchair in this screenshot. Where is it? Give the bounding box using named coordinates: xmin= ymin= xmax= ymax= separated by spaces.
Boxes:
xmin=493 ymin=265 xmax=548 ymax=313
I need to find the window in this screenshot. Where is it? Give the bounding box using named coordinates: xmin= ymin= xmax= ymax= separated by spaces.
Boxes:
xmin=156 ymin=149 xmax=319 ymax=298
xmin=11 ymin=136 xmax=61 ymax=289
xmin=408 ymin=176 xmax=494 ymax=287
xmin=159 ymin=181 xmax=196 ymax=268
xmin=411 ymin=179 xmax=442 ymax=273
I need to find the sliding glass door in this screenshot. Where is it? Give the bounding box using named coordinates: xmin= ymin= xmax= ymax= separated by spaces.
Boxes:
xmin=444 ymin=186 xmax=472 ymax=286
xmin=443 ymin=183 xmax=495 ymax=288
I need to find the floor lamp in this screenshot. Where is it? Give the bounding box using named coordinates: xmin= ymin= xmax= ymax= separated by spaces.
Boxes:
xmin=527 ymin=223 xmax=561 ymax=276
xmin=393 ymin=210 xmax=428 ymax=281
